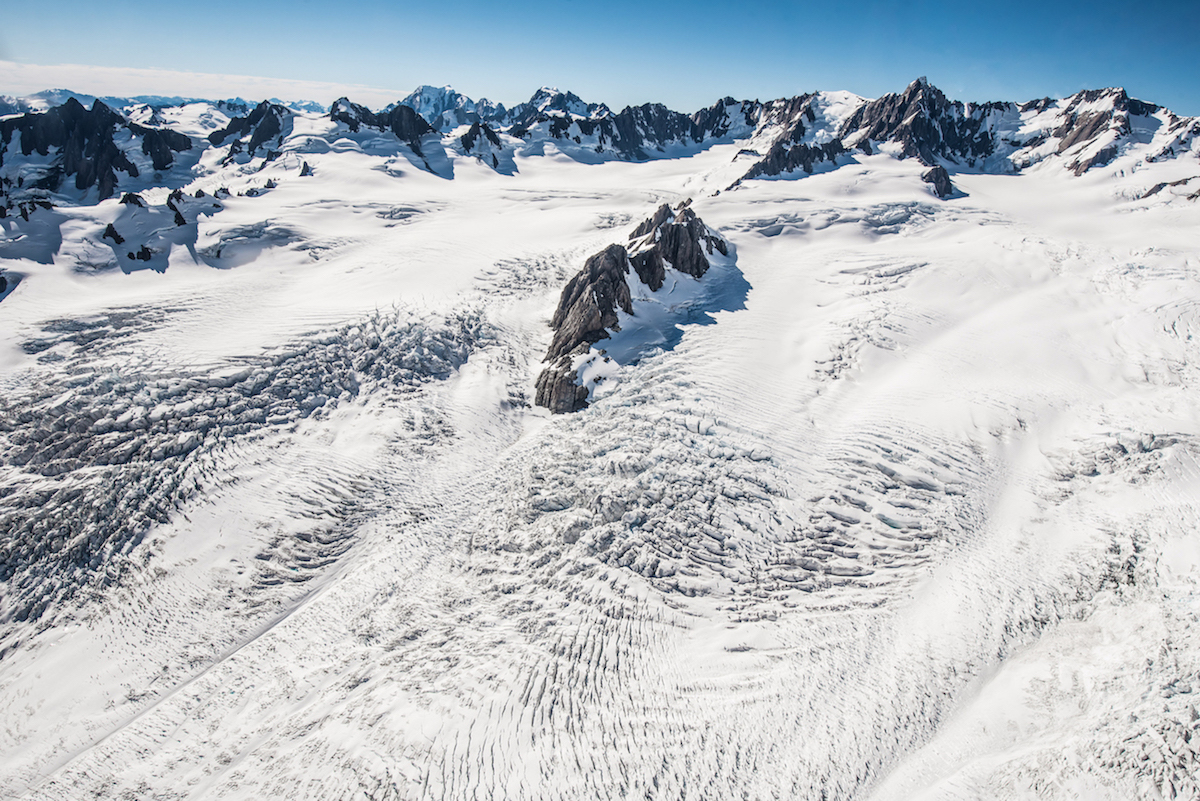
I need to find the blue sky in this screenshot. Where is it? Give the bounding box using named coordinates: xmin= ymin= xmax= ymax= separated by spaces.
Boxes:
xmin=2 ymin=0 xmax=1197 ymax=113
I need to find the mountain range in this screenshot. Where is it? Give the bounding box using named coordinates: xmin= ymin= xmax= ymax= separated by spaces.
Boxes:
xmin=3 ymin=78 xmax=1197 ymax=212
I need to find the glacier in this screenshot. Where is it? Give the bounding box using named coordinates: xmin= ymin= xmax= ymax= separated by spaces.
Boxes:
xmin=1 ymin=77 xmax=1200 ymax=800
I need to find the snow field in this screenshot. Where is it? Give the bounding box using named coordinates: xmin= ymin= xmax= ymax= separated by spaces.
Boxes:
xmin=0 ymin=110 xmax=1199 ymax=800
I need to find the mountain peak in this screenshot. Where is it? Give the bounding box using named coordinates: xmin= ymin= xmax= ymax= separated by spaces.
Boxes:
xmin=395 ymin=85 xmax=507 ymax=130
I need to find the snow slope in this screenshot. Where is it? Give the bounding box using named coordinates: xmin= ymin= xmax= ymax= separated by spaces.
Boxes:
xmin=1 ymin=80 xmax=1200 ymax=800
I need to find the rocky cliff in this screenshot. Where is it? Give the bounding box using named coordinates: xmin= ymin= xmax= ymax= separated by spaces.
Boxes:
xmin=535 ymin=202 xmax=729 ymax=413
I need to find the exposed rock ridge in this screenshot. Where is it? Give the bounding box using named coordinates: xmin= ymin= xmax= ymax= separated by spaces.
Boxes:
xmin=508 ymin=90 xmax=764 ymax=161
xmin=4 ymin=80 xmax=1197 ymax=214
xmin=460 ymin=121 xmax=501 ymax=152
xmin=837 ymin=77 xmax=1001 ymax=166
xmin=690 ymin=97 xmax=762 ymax=139
xmin=1046 ymin=88 xmax=1162 ymax=175
xmin=208 ymin=100 xmax=292 ymax=156
xmin=0 ymin=98 xmax=192 ymax=201
xmin=508 ymin=88 xmax=611 ymax=128
xmin=921 ymin=165 xmax=955 ymax=198
xmin=393 ymin=85 xmax=508 ymax=130
xmin=534 ymin=202 xmax=729 ymax=413
xmin=330 ymin=97 xmax=435 ymax=155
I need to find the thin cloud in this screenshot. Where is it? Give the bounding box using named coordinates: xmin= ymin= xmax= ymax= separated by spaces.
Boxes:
xmin=0 ymin=61 xmax=405 ymax=107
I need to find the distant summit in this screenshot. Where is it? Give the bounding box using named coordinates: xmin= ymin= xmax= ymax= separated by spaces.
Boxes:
xmin=391 ymin=85 xmax=506 ymax=131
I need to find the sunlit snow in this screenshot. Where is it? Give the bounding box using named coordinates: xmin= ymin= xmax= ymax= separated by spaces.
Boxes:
xmin=1 ymin=85 xmax=1200 ymax=801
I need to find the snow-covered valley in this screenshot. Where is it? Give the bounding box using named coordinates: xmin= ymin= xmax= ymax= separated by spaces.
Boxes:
xmin=2 ymin=80 xmax=1200 ymax=799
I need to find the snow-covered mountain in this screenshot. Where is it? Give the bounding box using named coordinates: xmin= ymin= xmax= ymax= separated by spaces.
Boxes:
xmin=5 ymin=77 xmax=1195 ymax=212
xmin=0 ymin=90 xmax=326 ymax=118
xmin=391 ymin=85 xmax=508 ymax=130
xmin=2 ymin=76 xmax=1200 ymax=801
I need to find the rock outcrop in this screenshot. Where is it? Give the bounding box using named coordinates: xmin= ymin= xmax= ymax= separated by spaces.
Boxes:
xmin=535 ymin=202 xmax=729 ymax=413
xmin=535 ymin=244 xmax=632 ymax=414
xmin=394 ymin=85 xmax=508 ymax=130
xmin=1044 ymin=88 xmax=1158 ymax=175
xmin=0 ymin=98 xmax=190 ymax=200
xmin=922 ymin=165 xmax=954 ymax=198
xmin=508 ymin=89 xmax=762 ymax=162
xmin=460 ymin=121 xmax=501 ymax=152
xmin=627 ymin=202 xmax=728 ymax=290
xmin=838 ymin=77 xmax=1001 ymax=167
xmin=330 ymin=98 xmax=435 ymax=154
xmin=132 ymin=124 xmax=192 ymax=171
xmin=728 ymin=94 xmax=851 ymax=184
xmin=208 ymin=100 xmax=291 ymax=158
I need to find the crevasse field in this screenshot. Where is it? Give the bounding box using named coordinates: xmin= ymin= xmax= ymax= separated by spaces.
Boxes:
xmin=2 ymin=86 xmax=1200 ymax=800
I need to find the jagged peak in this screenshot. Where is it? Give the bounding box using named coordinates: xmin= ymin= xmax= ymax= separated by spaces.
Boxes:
xmin=411 ymin=84 xmax=456 ymax=96
xmin=400 ymin=85 xmax=465 ymax=106
xmin=526 ymin=87 xmax=607 ymax=118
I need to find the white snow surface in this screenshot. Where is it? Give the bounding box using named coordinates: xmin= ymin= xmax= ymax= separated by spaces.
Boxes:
xmin=1 ymin=97 xmax=1200 ymax=801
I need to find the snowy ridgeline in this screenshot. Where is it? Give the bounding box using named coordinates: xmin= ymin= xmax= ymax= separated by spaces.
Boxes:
xmin=1 ymin=75 xmax=1200 ymax=801
xmin=3 ymin=77 xmax=1200 ymax=216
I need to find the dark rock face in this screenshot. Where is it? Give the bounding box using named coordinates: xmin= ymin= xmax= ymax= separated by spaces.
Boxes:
xmin=1141 ymin=176 xmax=1198 ymax=198
xmin=102 ymin=223 xmax=124 ymax=244
xmin=535 ymin=203 xmax=729 ymax=413
xmin=545 ymin=244 xmax=633 ymax=363
xmin=628 ymin=203 xmax=728 ymax=290
xmin=330 ymin=97 xmax=435 ymax=155
xmin=609 ymin=103 xmax=699 ymax=158
xmin=208 ymin=101 xmax=291 ymax=156
xmin=329 ymin=97 xmax=372 ymax=132
xmin=0 ymin=98 xmax=179 ymax=200
xmin=534 ymin=360 xmax=592 ymax=414
xmin=460 ymin=121 xmax=501 ymax=151
xmin=508 ymin=88 xmax=765 ymax=161
xmin=131 ymin=124 xmax=192 ymax=171
xmin=381 ymin=105 xmax=435 ymax=151
xmin=691 ymin=97 xmax=761 ymax=139
xmin=728 ymin=94 xmax=852 ymax=184
xmin=1047 ymin=88 xmax=1155 ymax=175
xmin=509 ymin=107 xmax=687 ymax=160
xmin=535 ymin=243 xmax=632 ymax=414
xmin=1071 ymin=145 xmax=1118 ymax=175
xmin=166 ymin=189 xmax=187 ymax=226
xmin=743 ymin=140 xmax=845 ymax=181
xmin=508 ymin=88 xmax=608 ymax=128
xmin=838 ymin=78 xmax=1001 ymax=166
xmin=922 ymin=165 xmax=954 ymax=198
xmin=627 ymin=203 xmax=675 ymax=239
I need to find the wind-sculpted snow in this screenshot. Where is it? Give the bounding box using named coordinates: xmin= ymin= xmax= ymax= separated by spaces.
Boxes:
xmin=0 ymin=306 xmax=487 ymax=630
